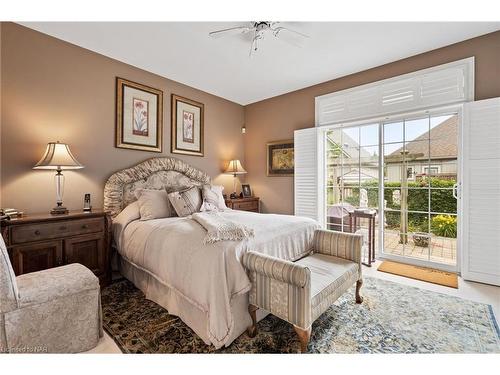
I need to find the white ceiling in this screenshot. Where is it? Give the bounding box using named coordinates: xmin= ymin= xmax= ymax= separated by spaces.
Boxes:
xmin=20 ymin=22 xmax=500 ymax=105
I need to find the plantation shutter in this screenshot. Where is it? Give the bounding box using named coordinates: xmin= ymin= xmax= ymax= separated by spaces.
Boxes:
xmin=461 ymin=98 xmax=500 ymax=286
xmin=294 ymin=127 xmax=322 ymax=223
xmin=316 ymin=58 xmax=474 ymax=126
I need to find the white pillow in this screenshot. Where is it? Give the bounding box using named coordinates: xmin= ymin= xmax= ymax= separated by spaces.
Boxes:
xmin=112 ymin=201 xmax=140 ymax=249
xmin=135 ymin=189 xmax=173 ymax=220
xmin=168 ymin=186 xmax=203 ymax=217
xmin=200 ymin=184 xmax=227 ymax=211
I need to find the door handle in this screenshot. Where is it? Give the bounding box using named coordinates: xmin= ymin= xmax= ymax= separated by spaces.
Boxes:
xmin=452 ymin=183 xmax=460 ymax=200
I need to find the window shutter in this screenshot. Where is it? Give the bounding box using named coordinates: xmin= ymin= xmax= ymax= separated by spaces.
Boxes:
xmin=462 ymin=98 xmax=500 ymax=286
xmin=316 ymin=57 xmax=474 ymax=126
xmin=294 ymin=127 xmax=321 ymax=223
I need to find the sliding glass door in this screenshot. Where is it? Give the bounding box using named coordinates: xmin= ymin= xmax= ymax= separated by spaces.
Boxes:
xmin=324 ymin=110 xmax=459 ymax=270
xmin=325 ymin=124 xmax=381 ymax=261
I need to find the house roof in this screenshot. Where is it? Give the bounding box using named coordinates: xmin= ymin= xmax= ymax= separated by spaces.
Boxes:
xmin=326 ymin=131 xmax=372 ymax=162
xmin=389 ymin=115 xmax=457 ymax=161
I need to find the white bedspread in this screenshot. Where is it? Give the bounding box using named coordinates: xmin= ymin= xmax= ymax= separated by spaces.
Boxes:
xmin=192 ymin=211 xmax=255 ymax=244
xmin=117 ymin=210 xmax=319 ymax=348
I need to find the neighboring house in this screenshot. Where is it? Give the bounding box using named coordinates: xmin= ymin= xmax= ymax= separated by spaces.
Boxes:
xmin=326 ymin=131 xmax=379 ymax=203
xmin=386 ymin=116 xmax=458 ymax=182
xmin=326 ymin=131 xmax=378 ymax=185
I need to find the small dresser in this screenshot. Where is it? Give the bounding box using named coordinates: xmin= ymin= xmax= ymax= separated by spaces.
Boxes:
xmin=225 ymin=197 xmax=260 ymax=213
xmin=0 ymin=210 xmax=111 ymax=287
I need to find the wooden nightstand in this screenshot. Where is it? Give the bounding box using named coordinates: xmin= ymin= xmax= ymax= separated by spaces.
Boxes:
xmin=0 ymin=210 xmax=112 ymax=287
xmin=225 ymin=197 xmax=260 ymax=213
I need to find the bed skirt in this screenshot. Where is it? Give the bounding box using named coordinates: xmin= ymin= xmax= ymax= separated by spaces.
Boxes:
xmin=118 ymin=255 xmax=267 ymax=348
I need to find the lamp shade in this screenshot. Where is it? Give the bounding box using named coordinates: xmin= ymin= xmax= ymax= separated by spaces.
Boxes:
xmin=224 ymin=159 xmax=247 ymax=175
xmin=33 ymin=141 xmax=84 ymax=170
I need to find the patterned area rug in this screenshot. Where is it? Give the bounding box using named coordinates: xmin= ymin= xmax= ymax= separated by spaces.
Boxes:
xmin=101 ymin=277 xmax=500 ymax=353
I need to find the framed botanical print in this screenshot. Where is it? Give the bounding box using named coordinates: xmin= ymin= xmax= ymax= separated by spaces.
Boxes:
xmin=116 ymin=77 xmax=163 ymax=152
xmin=267 ymin=140 xmax=294 ymax=176
xmin=171 ymin=94 xmax=204 ymax=157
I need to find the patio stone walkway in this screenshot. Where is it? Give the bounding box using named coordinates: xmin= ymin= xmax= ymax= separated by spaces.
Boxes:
xmin=360 ymin=228 xmax=456 ymax=266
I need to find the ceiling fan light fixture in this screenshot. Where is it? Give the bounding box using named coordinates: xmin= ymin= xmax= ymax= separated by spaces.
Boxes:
xmin=209 ymin=21 xmax=309 ymax=56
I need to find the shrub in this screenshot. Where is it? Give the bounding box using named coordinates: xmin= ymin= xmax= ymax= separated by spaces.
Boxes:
xmin=408 ymin=218 xmax=429 ymax=233
xmin=385 ymin=211 xmax=400 ymax=229
xmin=341 ymin=178 xmax=456 ymax=216
xmin=431 ymin=215 xmax=457 ymax=238
xmin=336 ymin=177 xmax=457 ymax=236
xmin=332 ymin=179 xmax=457 ymax=236
xmin=384 ymin=178 xmax=456 ymax=214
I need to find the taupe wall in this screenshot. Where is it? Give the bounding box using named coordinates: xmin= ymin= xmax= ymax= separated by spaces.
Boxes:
xmin=244 ymin=30 xmax=500 ymax=215
xmin=2 ymin=24 xmax=500 ymax=216
xmin=0 ymin=23 xmax=245 ymax=213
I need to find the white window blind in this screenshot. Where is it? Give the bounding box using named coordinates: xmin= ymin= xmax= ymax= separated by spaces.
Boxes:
xmin=294 ymin=128 xmax=322 ymax=223
xmin=462 ymin=97 xmax=500 ymax=286
xmin=316 ymin=57 xmax=474 ymax=126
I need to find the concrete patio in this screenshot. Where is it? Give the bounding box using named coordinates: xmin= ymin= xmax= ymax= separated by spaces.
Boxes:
xmin=367 ymin=229 xmax=457 ymax=265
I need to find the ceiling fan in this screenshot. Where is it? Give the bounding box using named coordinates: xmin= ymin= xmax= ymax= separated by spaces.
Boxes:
xmin=208 ymin=22 xmax=309 ymax=56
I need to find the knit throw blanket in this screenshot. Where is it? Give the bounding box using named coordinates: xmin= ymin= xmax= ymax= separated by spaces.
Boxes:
xmin=192 ymin=211 xmax=255 ymax=244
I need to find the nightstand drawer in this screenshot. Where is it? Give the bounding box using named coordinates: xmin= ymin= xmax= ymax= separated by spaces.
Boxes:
xmin=11 ymin=218 xmax=104 ymax=244
xmin=232 ymin=201 xmax=259 ymax=211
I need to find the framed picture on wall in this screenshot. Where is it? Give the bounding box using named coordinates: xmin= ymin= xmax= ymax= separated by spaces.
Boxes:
xmin=171 ymin=94 xmax=204 ymax=157
xmin=267 ymin=140 xmax=294 ymax=176
xmin=115 ymin=77 xmax=163 ymax=153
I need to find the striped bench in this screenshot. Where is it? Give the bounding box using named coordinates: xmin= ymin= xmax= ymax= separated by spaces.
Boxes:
xmin=242 ymin=229 xmax=363 ymax=353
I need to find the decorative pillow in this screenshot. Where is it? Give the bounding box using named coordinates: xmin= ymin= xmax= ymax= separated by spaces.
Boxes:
xmin=200 ymin=184 xmax=227 ymax=211
xmin=168 ymin=186 xmax=203 ymax=217
xmin=112 ymin=201 xmax=140 ymax=248
xmin=135 ymin=189 xmax=173 ymax=221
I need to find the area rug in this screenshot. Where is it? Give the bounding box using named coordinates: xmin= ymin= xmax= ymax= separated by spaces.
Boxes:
xmin=101 ymin=277 xmax=499 ymax=353
xmin=377 ymin=261 xmax=458 ymax=288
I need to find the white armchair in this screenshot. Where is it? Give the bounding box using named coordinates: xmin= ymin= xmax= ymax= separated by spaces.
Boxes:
xmin=0 ymin=233 xmax=102 ymax=353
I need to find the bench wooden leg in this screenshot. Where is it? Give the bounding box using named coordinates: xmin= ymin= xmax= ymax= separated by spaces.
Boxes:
xmin=247 ymin=304 xmax=258 ymax=338
xmin=355 ymin=279 xmax=363 ymax=304
xmin=293 ymin=325 xmax=311 ymax=353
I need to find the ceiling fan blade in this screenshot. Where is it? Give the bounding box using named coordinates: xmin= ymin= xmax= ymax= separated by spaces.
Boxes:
xmin=272 ymin=26 xmax=309 ymax=48
xmin=209 ymin=26 xmax=252 ymax=38
xmin=249 ymin=29 xmax=257 ymax=57
xmin=273 ymin=26 xmax=309 ymax=39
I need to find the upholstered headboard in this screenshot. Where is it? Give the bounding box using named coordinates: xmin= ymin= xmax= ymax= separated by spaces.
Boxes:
xmin=104 ymin=157 xmax=211 ymax=217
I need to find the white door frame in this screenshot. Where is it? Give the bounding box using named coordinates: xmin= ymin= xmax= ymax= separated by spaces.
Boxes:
xmin=320 ymin=103 xmax=463 ymax=273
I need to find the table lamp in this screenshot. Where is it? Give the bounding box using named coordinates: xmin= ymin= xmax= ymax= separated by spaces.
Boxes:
xmin=224 ymin=159 xmax=247 ymax=199
xmin=33 ymin=141 xmax=84 ymax=215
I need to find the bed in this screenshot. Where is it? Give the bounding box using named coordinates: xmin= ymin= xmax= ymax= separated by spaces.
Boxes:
xmin=104 ymin=157 xmax=319 ymax=348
